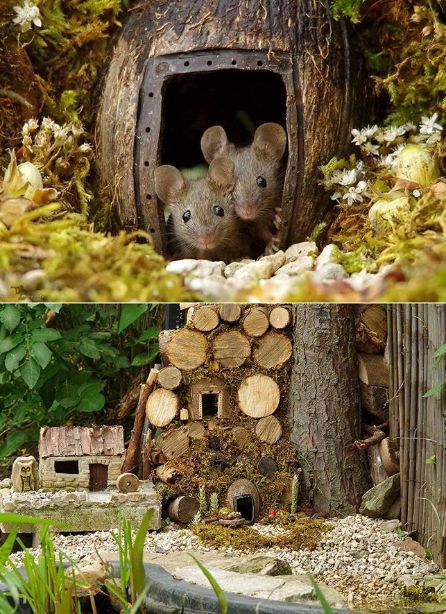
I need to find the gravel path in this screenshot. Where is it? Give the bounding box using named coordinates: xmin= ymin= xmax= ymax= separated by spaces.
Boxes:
xmin=7 ymin=515 xmax=438 ymax=610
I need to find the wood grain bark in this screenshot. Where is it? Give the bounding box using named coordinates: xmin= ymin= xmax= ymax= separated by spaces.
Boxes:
xmin=288 ymin=305 xmax=370 ymax=515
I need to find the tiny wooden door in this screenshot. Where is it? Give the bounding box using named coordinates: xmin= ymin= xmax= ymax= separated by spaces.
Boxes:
xmin=89 ymin=463 xmax=108 ymax=491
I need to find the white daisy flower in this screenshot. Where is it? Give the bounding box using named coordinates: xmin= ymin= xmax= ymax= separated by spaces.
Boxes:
xmin=363 ymin=124 xmax=379 ymax=139
xmin=13 ymin=0 xmax=42 ymax=32
xmin=351 ymin=128 xmax=367 ymax=146
xmin=419 ymin=113 xmax=443 ymax=135
xmin=343 ymin=181 xmax=367 ymax=206
xmin=412 ymin=189 xmax=421 ymax=198
xmin=362 ymin=141 xmax=380 ymax=156
xmin=382 ymin=126 xmax=407 ymax=143
xmin=330 ymin=192 xmax=342 ymax=202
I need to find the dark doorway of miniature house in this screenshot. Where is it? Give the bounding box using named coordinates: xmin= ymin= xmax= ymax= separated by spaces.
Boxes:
xmin=200 ymin=391 xmax=222 ymax=419
xmin=160 ymin=69 xmax=288 ymax=257
xmin=234 ymin=495 xmax=255 ymax=523
xmin=89 ymin=464 xmax=108 ymax=491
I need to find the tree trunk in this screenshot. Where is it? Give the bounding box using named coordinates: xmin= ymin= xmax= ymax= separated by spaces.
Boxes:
xmin=288 ymin=305 xmax=369 ymax=515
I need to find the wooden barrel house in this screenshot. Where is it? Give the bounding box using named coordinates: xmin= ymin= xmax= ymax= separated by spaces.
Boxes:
xmin=96 ymin=0 xmax=368 ymax=257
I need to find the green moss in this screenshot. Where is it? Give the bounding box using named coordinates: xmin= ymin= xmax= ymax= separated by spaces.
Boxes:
xmin=192 ymin=519 xmax=331 ymax=553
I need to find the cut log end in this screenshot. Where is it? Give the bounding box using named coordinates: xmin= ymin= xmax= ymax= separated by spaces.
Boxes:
xmin=146 ymin=388 xmax=179 ymax=427
xmin=243 ymin=308 xmax=269 ymax=337
xmin=165 ymin=329 xmax=208 ymax=370
xmin=168 ymin=495 xmax=199 ymax=524
xmin=238 ymin=374 xmax=280 ymax=418
xmin=160 ymin=427 xmax=189 ymax=460
xmin=116 ymin=473 xmax=140 ymax=493
xmin=188 ymin=306 xmax=220 ymax=331
xmin=254 ymin=331 xmax=292 ymax=370
xmin=157 ymin=366 xmax=182 ymax=390
xmin=269 ymin=306 xmax=291 ymax=329
xmin=212 ymin=330 xmax=251 ymax=368
xmin=219 ymin=304 xmax=242 ymax=323
xmin=255 ymin=415 xmax=283 ymax=443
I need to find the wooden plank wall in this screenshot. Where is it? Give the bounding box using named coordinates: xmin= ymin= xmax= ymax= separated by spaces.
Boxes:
xmin=389 ymin=304 xmax=446 ymax=566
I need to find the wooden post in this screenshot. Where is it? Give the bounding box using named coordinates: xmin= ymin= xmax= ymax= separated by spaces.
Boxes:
xmin=121 ymin=368 xmax=159 ymax=474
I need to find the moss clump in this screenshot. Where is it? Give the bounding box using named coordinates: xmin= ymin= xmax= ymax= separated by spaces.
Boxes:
xmin=192 ymin=519 xmax=331 ymax=552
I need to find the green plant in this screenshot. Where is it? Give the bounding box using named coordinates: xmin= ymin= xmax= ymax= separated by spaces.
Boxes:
xmin=291 ymin=473 xmax=299 ymax=514
xmin=104 ymin=508 xmax=154 ymax=612
xmin=189 ymin=555 xmax=228 ymax=614
xmin=330 ymin=0 xmax=364 ymax=23
xmin=0 ymin=303 xmax=159 ymax=458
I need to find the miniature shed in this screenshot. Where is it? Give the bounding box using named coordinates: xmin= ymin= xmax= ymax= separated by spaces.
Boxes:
xmin=39 ymin=426 xmax=124 ymax=491
xmin=96 ymin=0 xmax=368 ymax=256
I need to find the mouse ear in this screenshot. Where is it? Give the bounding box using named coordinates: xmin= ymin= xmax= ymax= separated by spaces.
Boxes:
xmin=252 ymin=123 xmax=287 ymax=161
xmin=201 ymin=126 xmax=229 ymax=164
xmin=155 ymin=165 xmax=187 ymax=204
xmin=208 ymin=156 xmax=235 ymax=192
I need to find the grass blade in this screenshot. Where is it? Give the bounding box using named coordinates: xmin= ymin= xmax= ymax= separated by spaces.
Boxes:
xmin=308 ymin=574 xmax=333 ymax=614
xmin=189 ymin=554 xmax=228 ymax=614
xmin=130 ymin=508 xmax=154 ymax=596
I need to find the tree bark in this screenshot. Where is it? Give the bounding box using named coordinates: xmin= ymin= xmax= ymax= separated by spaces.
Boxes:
xmin=288 ymin=305 xmax=369 ymax=515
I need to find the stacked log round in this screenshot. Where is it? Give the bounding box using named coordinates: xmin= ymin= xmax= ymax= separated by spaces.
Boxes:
xmin=188 ymin=306 xmax=220 ymax=331
xmin=242 ymin=307 xmax=269 ymax=337
xmin=231 ymin=426 xmax=252 ymax=448
xmin=116 ymin=473 xmax=140 ymax=493
xmin=157 ymin=366 xmax=182 ymax=390
xmin=254 ymin=332 xmax=293 ymax=370
xmin=219 ymin=304 xmax=242 ymax=323
xmin=212 ymin=330 xmax=251 ymax=367
xmin=269 ymin=306 xmax=291 ymax=329
xmin=146 ymin=388 xmax=179 ymax=427
xmin=160 ymin=427 xmax=189 ymax=460
xmin=255 ymin=415 xmax=283 ymax=443
xmin=238 ymin=374 xmax=280 ymax=417
xmin=161 ymin=329 xmax=208 ymax=370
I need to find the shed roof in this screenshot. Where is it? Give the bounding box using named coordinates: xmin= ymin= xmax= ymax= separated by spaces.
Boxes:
xmin=39 ymin=426 xmax=124 ymax=458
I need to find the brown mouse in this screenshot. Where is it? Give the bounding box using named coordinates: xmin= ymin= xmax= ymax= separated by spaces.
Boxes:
xmin=155 ymin=157 xmax=249 ymax=263
xmin=200 ymin=123 xmax=287 ymax=251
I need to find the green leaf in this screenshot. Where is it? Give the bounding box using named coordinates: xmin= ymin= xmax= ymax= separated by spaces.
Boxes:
xmin=0 ymin=512 xmax=69 ymax=529
xmin=0 ymin=306 xmax=21 ymax=332
xmin=79 ymin=338 xmax=101 ymax=359
xmin=0 ymin=428 xmax=38 ymax=458
xmin=79 ymin=391 xmax=105 ymax=412
xmin=0 ymin=528 xmax=18 ymax=566
xmin=43 ymin=303 xmax=63 ymax=313
xmin=31 ymin=328 xmax=62 ymax=343
xmin=4 ymin=344 xmax=26 ymax=372
xmin=426 ymin=455 xmax=437 ymax=465
xmin=118 ymin=304 xmax=149 ymax=333
xmin=131 ymin=508 xmax=154 ymax=596
xmin=20 ymin=358 xmax=41 ymax=389
xmin=0 ymin=334 xmax=22 ymax=354
xmin=136 ymin=326 xmax=159 ymax=343
xmin=190 ymin=554 xmax=228 ymax=614
xmin=434 ymin=343 xmax=446 ymax=359
xmin=308 ymin=574 xmax=334 ymax=614
xmin=423 ymin=381 xmax=444 ymax=398
xmin=131 ymin=352 xmax=154 ymax=367
xmin=30 ymin=342 xmax=52 ymax=369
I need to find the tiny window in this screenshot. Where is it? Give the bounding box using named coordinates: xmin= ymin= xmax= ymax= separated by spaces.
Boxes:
xmin=54 ymin=460 xmax=79 ymax=474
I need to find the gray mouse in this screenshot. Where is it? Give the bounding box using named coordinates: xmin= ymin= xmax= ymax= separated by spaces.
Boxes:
xmin=155 ymin=157 xmax=249 ymax=263
xmin=200 ymin=123 xmax=287 ymax=252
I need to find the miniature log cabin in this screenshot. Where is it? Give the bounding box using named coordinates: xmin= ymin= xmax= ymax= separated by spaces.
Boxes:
xmin=96 ymin=1 xmax=368 ymax=257
xmin=39 ymin=426 xmax=124 ymax=491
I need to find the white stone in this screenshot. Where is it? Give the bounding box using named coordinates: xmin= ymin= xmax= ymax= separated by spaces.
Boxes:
xmin=275 ymin=256 xmax=314 ymax=277
xmin=166 ymin=259 xmax=199 ymax=275
xmin=316 ymin=244 xmax=341 ymax=268
xmin=258 ymin=250 xmax=286 ymax=272
xmin=167 ymin=259 xmax=225 ymax=278
xmin=224 ymin=261 xmax=249 ymax=278
xmin=186 ymin=276 xmax=233 ymax=301
xmin=234 ymin=260 xmax=274 ymax=280
xmin=313 ymin=262 xmax=348 ymax=281
xmin=285 ymin=241 xmax=318 ymax=263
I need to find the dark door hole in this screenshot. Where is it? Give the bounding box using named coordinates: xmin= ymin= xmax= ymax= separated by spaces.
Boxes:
xmin=234 ymin=494 xmax=254 ymax=522
xmin=201 ymin=393 xmax=219 ymax=417
xmin=160 ymin=69 xmax=287 ymax=169
xmin=54 ymin=460 xmax=79 ymax=474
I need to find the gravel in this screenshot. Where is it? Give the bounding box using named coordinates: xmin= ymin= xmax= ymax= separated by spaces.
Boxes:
xmin=165 ymin=242 xmax=393 ymax=301
xmin=7 ymin=515 xmax=438 ymax=610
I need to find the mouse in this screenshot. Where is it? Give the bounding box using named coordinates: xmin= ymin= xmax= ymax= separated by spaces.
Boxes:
xmin=200 ymin=123 xmax=287 ymax=254
xmin=155 ymin=157 xmax=249 ymax=263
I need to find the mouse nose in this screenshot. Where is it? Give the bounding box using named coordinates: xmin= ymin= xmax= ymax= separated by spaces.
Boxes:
xmin=197 ymin=231 xmax=217 ymax=249
xmin=236 ymin=202 xmax=257 ymax=220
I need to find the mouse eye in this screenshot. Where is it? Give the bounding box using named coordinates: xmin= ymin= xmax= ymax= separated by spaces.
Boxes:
xmin=213 ymin=205 xmax=225 ymax=217
xmin=182 ymin=210 xmax=191 ymax=223
xmin=256 ymin=176 xmax=267 ymax=188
